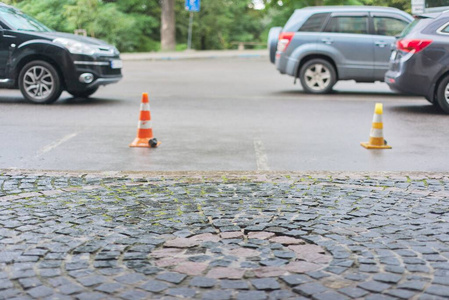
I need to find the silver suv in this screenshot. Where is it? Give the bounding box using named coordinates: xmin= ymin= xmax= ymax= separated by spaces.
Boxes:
xmin=268 ymin=6 xmax=413 ymax=93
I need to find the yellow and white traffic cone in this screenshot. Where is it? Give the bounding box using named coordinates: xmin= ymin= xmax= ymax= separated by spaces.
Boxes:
xmin=361 ymin=103 xmax=392 ymax=149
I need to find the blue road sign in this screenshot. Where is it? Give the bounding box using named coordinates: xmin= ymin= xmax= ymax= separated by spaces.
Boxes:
xmin=185 ymin=0 xmax=200 ymax=12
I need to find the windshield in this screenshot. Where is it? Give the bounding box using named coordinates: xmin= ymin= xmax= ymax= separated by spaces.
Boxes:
xmin=0 ymin=6 xmax=52 ymax=32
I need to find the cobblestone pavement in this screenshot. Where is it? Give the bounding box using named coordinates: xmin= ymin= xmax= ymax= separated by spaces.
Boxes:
xmin=0 ymin=170 xmax=449 ymax=300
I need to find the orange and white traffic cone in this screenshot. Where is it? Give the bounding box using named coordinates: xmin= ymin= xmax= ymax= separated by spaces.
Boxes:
xmin=129 ymin=93 xmax=161 ymax=148
xmin=361 ymin=103 xmax=391 ymax=149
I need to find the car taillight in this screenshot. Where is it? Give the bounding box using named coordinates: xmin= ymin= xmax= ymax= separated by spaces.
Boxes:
xmin=277 ymin=32 xmax=295 ymax=53
xmin=397 ymin=39 xmax=432 ymax=53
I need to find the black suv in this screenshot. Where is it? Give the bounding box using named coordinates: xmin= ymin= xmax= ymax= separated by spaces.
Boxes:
xmin=0 ymin=3 xmax=122 ymax=104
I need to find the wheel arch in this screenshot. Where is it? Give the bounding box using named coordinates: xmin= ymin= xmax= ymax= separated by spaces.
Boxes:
xmin=431 ymin=70 xmax=449 ymax=103
xmin=14 ymin=55 xmax=66 ymax=90
xmin=297 ymin=54 xmax=338 ymax=81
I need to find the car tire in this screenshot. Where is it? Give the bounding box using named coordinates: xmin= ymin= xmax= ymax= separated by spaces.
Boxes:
xmin=19 ymin=60 xmax=62 ymax=104
xmin=436 ymin=75 xmax=449 ymax=114
xmin=68 ymin=87 xmax=99 ymax=98
xmin=299 ymin=59 xmax=336 ymax=94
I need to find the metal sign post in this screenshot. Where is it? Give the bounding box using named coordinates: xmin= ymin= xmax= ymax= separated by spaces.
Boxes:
xmin=185 ymin=0 xmax=200 ymax=50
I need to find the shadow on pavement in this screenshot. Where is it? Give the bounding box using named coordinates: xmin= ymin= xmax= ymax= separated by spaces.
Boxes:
xmin=57 ymin=97 xmax=125 ymax=106
xmin=0 ymin=96 xmax=124 ymax=106
xmin=271 ymin=89 xmax=414 ymax=98
xmin=389 ymin=103 xmax=447 ymax=115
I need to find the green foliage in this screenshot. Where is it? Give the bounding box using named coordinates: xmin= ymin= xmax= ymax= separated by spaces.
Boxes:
xmin=4 ymin=0 xmax=414 ymax=52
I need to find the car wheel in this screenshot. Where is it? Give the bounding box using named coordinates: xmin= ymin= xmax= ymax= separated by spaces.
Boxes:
xmin=68 ymin=87 xmax=99 ymax=98
xmin=19 ymin=60 xmax=62 ymax=104
xmin=436 ymin=75 xmax=449 ymax=114
xmin=299 ymin=59 xmax=336 ymax=94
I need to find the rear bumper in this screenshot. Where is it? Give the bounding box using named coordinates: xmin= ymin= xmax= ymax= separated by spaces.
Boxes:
xmin=385 ymin=52 xmax=433 ymax=99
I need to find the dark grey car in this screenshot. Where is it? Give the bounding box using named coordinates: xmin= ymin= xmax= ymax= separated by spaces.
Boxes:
xmin=268 ymin=6 xmax=412 ymax=94
xmin=386 ymin=11 xmax=449 ymax=113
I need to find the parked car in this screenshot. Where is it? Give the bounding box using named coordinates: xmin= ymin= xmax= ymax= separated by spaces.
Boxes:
xmin=0 ymin=3 xmax=122 ymax=104
xmin=268 ymin=6 xmax=413 ymax=94
xmin=385 ymin=11 xmax=449 ymax=113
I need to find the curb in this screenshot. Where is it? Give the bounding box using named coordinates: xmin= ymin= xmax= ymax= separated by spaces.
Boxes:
xmin=120 ymin=49 xmax=268 ymax=61
xmin=2 ymin=169 xmax=449 ymax=179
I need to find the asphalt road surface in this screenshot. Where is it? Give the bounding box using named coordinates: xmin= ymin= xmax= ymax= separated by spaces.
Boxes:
xmin=0 ymin=57 xmax=447 ymax=172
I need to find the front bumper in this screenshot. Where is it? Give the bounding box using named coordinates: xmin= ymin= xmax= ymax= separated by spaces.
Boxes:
xmin=86 ymin=77 xmax=122 ymax=89
xmin=65 ymin=55 xmax=123 ymax=92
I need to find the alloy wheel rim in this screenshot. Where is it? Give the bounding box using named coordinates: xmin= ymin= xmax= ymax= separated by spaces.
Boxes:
xmin=23 ymin=66 xmax=54 ymax=101
xmin=304 ymin=64 xmax=331 ymax=91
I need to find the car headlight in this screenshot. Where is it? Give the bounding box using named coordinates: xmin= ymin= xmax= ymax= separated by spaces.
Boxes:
xmin=53 ymin=38 xmax=97 ymax=55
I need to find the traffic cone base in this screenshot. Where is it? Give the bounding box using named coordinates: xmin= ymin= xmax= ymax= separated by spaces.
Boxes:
xmin=129 ymin=138 xmax=161 ymax=148
xmin=360 ymin=142 xmax=391 ymax=149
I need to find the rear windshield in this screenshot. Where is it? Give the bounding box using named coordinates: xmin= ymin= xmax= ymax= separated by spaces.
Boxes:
xmin=399 ymin=18 xmax=422 ymax=37
xmin=283 ymin=10 xmax=309 ymax=32
xmin=0 ymin=6 xmax=51 ymax=32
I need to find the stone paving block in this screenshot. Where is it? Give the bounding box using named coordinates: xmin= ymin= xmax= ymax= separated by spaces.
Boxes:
xmin=17 ymin=277 xmax=42 ymax=289
xmin=425 ymin=285 xmax=449 ymax=297
xmin=253 ymin=267 xmax=287 ymax=278
xmin=174 ymin=262 xmax=208 ymax=276
xmin=118 ymin=290 xmax=151 ymax=300
xmin=220 ymin=280 xmax=250 ymax=290
xmin=364 ymin=294 xmax=397 ymax=300
xmin=293 ymin=282 xmax=329 ymax=297
xmin=236 ymin=290 xmax=267 ymax=300
xmin=77 ymin=275 xmax=107 ymax=287
xmin=338 ymin=287 xmax=369 ymax=298
xmin=398 ymin=280 xmax=427 ymax=291
xmin=202 ymin=290 xmax=233 ymax=300
xmin=373 ymin=273 xmax=402 ymax=284
xmin=251 ymin=278 xmax=281 ymax=290
xmin=358 ymin=281 xmax=391 ymax=293
xmin=74 ymin=292 xmax=107 ymax=300
xmin=156 ymin=272 xmax=187 ymax=284
xmin=58 ymin=283 xmax=84 ymax=295
xmin=94 ymin=282 xmax=124 ymax=294
xmin=280 ymin=274 xmax=313 ymax=286
xmin=166 ymin=287 xmax=196 ymax=298
xmin=27 ymin=286 xmax=53 ymax=298
xmin=312 ymin=291 xmax=350 ymax=300
xmin=206 ymin=267 xmax=245 ymax=279
xmin=139 ymin=280 xmax=169 ymax=293
xmin=189 ymin=276 xmax=217 ymax=288
xmin=385 ymin=288 xmax=417 ymax=299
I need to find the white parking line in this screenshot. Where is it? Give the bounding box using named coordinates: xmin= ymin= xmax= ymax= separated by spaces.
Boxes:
xmin=254 ymin=138 xmax=270 ymax=171
xmin=36 ymin=132 xmax=78 ymax=158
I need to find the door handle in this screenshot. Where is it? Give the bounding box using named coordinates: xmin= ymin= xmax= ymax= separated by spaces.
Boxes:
xmin=375 ymin=41 xmax=388 ymax=48
xmin=321 ymin=38 xmax=333 ymax=45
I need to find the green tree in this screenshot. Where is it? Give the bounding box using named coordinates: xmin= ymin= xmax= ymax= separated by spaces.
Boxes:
xmin=176 ymin=0 xmax=265 ymax=50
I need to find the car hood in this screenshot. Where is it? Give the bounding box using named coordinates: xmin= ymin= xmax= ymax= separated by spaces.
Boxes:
xmin=22 ymin=30 xmax=116 ymax=48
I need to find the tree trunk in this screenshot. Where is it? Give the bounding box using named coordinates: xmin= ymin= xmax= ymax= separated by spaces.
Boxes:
xmin=161 ymin=0 xmax=176 ymax=51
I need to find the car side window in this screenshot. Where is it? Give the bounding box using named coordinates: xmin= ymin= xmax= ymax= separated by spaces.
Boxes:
xmin=440 ymin=24 xmax=449 ymax=33
xmin=299 ymin=13 xmax=329 ymax=32
xmin=324 ymin=16 xmax=368 ymax=34
xmin=373 ymin=16 xmax=408 ymax=36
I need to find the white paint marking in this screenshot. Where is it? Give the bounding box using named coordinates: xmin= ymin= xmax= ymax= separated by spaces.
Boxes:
xmin=254 ymin=138 xmax=270 ymax=171
xmin=36 ymin=132 xmax=78 ymax=158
